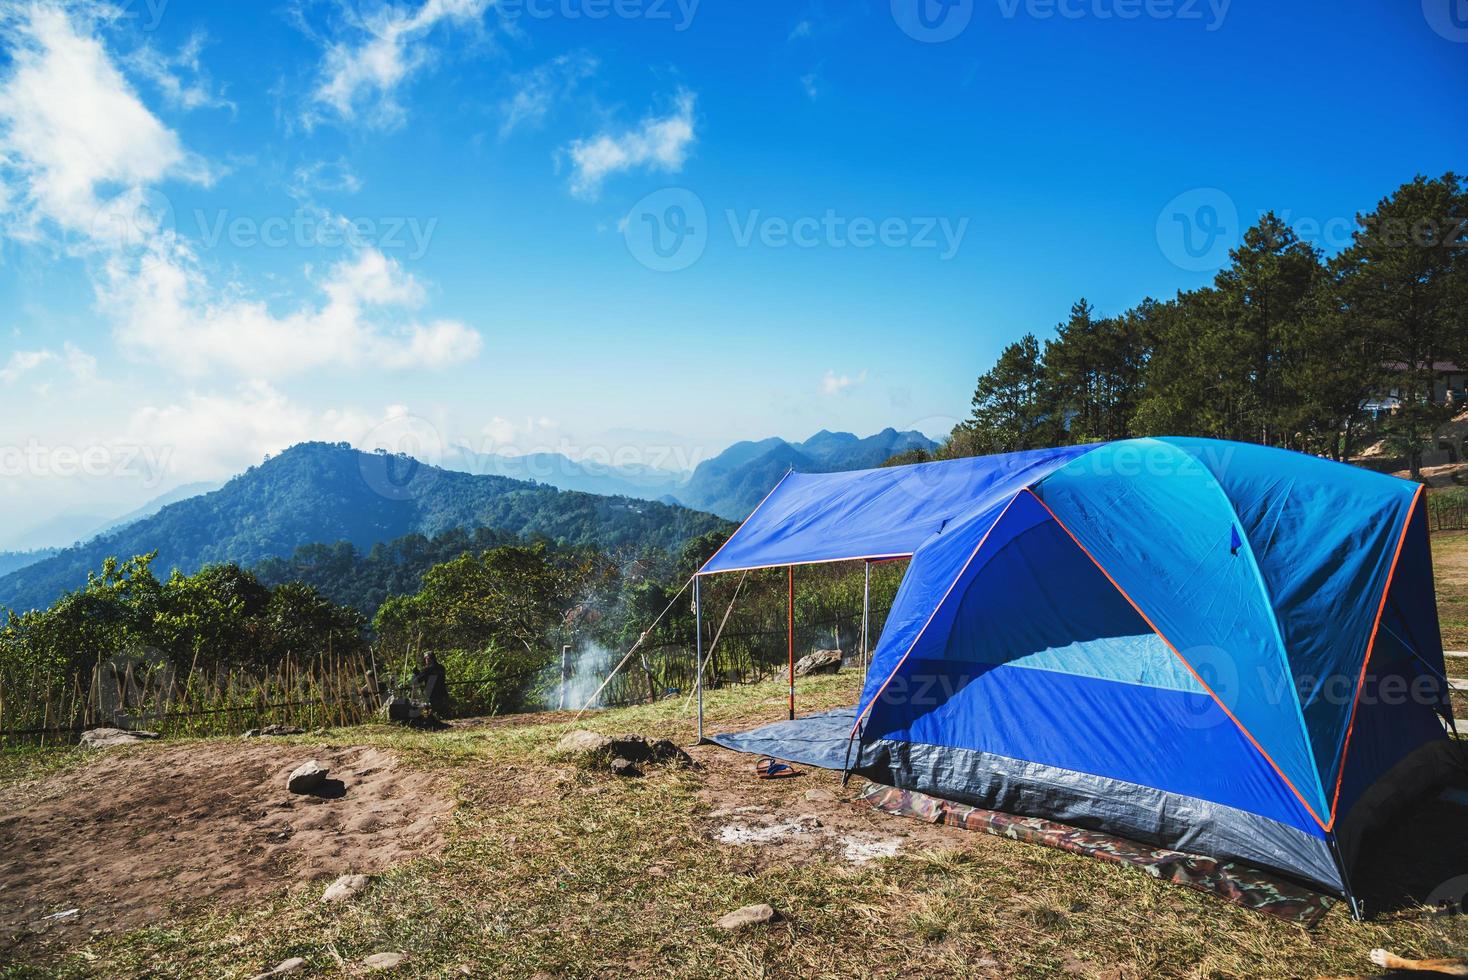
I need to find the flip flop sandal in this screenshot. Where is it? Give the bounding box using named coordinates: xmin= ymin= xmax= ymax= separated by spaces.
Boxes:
xmin=756 ymin=756 xmax=800 ymax=779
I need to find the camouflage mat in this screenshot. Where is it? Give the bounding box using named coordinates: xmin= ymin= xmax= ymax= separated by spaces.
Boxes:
xmin=856 ymin=781 xmax=1337 ymax=928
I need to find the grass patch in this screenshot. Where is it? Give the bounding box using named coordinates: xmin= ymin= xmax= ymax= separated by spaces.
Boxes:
xmin=1435 ymin=530 xmax=1468 ymax=650
xmin=3 ymin=671 xmax=1465 ymax=979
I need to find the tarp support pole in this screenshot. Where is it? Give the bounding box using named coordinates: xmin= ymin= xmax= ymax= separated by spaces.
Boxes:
xmin=861 ymin=561 xmax=871 ymax=678
xmin=694 ymin=575 xmax=705 ymax=743
xmin=788 ymin=565 xmax=795 ymax=721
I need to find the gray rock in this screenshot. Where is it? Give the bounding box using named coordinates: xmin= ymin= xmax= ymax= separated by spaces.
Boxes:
xmin=286 ymin=760 xmax=329 ymax=794
xmin=793 ymin=649 xmax=842 ymax=677
xmin=243 ymin=725 xmax=306 ymax=738
xmin=609 ymin=734 xmax=694 ymax=766
xmin=554 ymin=730 xmax=611 ymax=755
xmin=79 ymin=728 xmax=160 ymax=749
xmin=610 ymin=758 xmax=641 ymax=777
xmin=804 ymin=788 xmax=838 ymax=803
xmin=249 ymin=957 xmax=306 ymax=980
xmin=716 ymin=903 xmax=777 ymax=930
xmin=321 ymin=873 xmax=370 ymax=903
xmin=362 ymin=951 xmax=408 ymax=970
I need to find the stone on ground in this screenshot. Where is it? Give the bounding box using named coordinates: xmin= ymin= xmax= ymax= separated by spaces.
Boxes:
xmin=554 ymin=730 xmax=611 ymax=755
xmin=321 ymin=873 xmax=370 ymax=903
xmin=804 ymin=788 xmax=838 ymax=803
xmin=249 ymin=957 xmax=306 ymax=979
xmin=79 ymin=728 xmax=160 ymax=749
xmin=363 ymin=952 xmax=408 ymax=970
xmin=716 ymin=903 xmax=777 ymax=930
xmin=286 ymin=760 xmax=329 ymax=794
xmin=243 ymin=725 xmax=305 ymax=738
xmin=793 ymin=649 xmax=842 ymax=677
xmin=610 ymin=757 xmax=641 ymax=777
xmin=609 ymin=734 xmax=695 ymax=766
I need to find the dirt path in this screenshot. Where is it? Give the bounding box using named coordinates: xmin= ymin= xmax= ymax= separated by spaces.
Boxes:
xmin=0 ymin=740 xmax=454 ymax=952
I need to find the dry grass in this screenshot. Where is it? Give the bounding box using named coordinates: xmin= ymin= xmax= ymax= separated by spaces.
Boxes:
xmin=1434 ymin=530 xmax=1468 ymax=651
xmin=3 ymin=672 xmax=1465 ymax=979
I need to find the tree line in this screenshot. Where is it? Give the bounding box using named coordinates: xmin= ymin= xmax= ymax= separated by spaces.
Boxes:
xmin=914 ymin=174 xmax=1467 ymax=479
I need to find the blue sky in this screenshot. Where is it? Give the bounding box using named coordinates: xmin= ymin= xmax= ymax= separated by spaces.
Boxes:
xmin=0 ymin=0 xmax=1465 ymax=533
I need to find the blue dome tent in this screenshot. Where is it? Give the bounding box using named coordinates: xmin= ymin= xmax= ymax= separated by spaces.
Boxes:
xmin=697 ymin=437 xmax=1460 ymax=909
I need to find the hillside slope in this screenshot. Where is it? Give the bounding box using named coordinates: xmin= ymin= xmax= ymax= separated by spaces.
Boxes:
xmin=677 ymin=428 xmax=938 ymax=519
xmin=0 ymin=442 xmax=728 ymax=612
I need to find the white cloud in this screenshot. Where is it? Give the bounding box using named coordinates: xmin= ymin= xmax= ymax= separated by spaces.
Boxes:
xmin=801 ymin=71 xmax=821 ymax=100
xmin=0 ymin=342 xmax=96 ymax=385
xmin=0 ymin=5 xmax=480 ymax=381
xmin=104 ymin=246 xmax=483 ymax=378
xmin=309 ymin=0 xmax=490 ymax=129
xmin=788 ymin=20 xmax=812 ymax=40
xmin=821 ymin=369 xmax=867 ymax=395
xmin=123 ymin=381 xmax=385 ymax=483
xmin=289 ymin=158 xmax=363 ymax=198
xmin=564 ymin=89 xmax=696 ymax=200
xmin=125 ymin=32 xmax=235 ymax=113
xmin=0 ymin=348 xmax=53 ymax=384
xmin=0 ymin=4 xmax=213 ymax=242
xmin=500 ymin=52 xmax=597 ymax=138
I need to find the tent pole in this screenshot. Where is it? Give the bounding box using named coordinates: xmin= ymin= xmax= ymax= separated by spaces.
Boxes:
xmin=861 ymin=560 xmax=871 ymax=678
xmin=694 ymin=575 xmax=705 ymax=744
xmin=787 ymin=565 xmax=795 ymax=721
xmin=1327 ymin=833 xmax=1365 ymax=921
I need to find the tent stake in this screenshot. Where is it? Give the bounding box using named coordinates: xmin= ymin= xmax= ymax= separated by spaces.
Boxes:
xmin=694 ymin=575 xmax=705 ymax=743
xmin=787 ymin=565 xmax=795 ymax=721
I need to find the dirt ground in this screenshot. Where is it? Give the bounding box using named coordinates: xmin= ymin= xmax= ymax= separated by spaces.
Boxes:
xmin=0 ymin=740 xmax=454 ymax=952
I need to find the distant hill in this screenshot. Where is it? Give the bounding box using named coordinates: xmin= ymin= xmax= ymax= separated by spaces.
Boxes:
xmin=0 ymin=510 xmax=111 ymax=552
xmin=0 ymin=442 xmax=728 ymax=613
xmin=439 ymin=446 xmax=684 ymax=501
xmin=87 ymin=481 xmax=222 ymax=538
xmin=675 ymin=428 xmax=938 ymax=520
xmin=0 ymin=548 xmax=60 ymax=578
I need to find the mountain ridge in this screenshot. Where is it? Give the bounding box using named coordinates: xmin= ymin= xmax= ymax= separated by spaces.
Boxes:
xmin=0 ymin=442 xmax=727 ymax=613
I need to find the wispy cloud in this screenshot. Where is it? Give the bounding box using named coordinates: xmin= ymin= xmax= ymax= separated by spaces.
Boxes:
xmin=0 ymin=343 xmax=95 ymax=386
xmin=0 ymin=349 xmax=53 ymax=384
xmin=563 ymin=89 xmax=696 ymax=200
xmin=289 ymin=157 xmax=363 ymax=198
xmin=801 ymin=71 xmax=821 ymax=100
xmin=500 ymin=52 xmax=598 ymax=138
xmin=308 ymin=0 xmax=490 ymax=129
xmin=821 ymin=369 xmax=867 ymax=395
xmin=125 ymin=32 xmax=235 ymax=113
xmin=788 ymin=20 xmax=812 ymax=40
